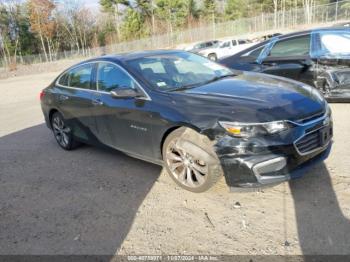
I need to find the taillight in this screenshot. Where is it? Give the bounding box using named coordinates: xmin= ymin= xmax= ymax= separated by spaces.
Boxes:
xmin=39 ymin=90 xmax=45 ymax=100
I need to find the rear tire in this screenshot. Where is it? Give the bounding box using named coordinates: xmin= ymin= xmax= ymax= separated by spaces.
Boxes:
xmin=163 ymin=127 xmax=223 ymax=193
xmin=51 ymin=112 xmax=80 ymax=150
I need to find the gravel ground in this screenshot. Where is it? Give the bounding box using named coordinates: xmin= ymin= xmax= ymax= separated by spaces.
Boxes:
xmin=0 ymin=72 xmax=349 ymax=255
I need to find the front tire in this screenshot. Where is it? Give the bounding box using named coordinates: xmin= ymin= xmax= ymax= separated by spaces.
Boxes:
xmin=51 ymin=112 xmax=80 ymax=150
xmin=163 ymin=127 xmax=223 ymax=193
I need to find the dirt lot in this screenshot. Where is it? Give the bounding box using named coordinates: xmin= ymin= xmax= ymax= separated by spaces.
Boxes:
xmin=0 ymin=71 xmax=349 ymax=256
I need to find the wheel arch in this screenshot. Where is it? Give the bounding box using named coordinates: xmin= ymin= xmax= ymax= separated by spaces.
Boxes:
xmin=48 ymin=108 xmax=60 ymax=128
xmin=208 ymin=53 xmax=217 ymax=59
xmin=159 ymin=123 xmax=202 ymax=158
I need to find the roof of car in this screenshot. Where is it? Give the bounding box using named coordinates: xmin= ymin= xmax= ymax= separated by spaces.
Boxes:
xmin=80 ymin=49 xmax=185 ymax=65
xmin=105 ymin=49 xmax=184 ymax=61
xmin=219 ymin=26 xmax=349 ymax=62
xmin=276 ymin=26 xmax=349 ymax=40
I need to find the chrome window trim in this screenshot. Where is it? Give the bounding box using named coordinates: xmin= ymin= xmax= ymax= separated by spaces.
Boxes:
xmin=242 ymin=45 xmax=265 ymax=57
xmin=56 ymin=60 xmax=152 ymax=101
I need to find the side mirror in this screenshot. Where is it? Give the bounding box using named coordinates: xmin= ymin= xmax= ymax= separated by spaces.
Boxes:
xmin=110 ymin=87 xmax=141 ymax=99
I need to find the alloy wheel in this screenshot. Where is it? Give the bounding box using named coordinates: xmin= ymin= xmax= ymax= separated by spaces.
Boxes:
xmin=166 ymin=139 xmax=208 ymax=188
xmin=52 ymin=115 xmax=71 ymax=148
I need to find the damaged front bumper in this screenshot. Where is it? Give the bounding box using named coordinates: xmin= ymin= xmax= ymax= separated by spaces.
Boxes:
xmin=214 ymin=113 xmax=333 ymax=189
xmin=225 ymin=144 xmax=331 ymax=190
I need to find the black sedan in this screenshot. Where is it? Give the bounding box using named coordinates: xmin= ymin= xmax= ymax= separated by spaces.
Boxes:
xmin=40 ymin=50 xmax=332 ymax=192
xmin=220 ymin=27 xmax=350 ymax=102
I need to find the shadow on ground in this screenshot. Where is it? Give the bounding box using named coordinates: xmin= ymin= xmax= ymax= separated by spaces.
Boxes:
xmin=1 ymin=124 xmax=349 ymax=257
xmin=290 ymin=162 xmax=350 ymax=256
xmin=0 ymin=124 xmax=162 ymax=255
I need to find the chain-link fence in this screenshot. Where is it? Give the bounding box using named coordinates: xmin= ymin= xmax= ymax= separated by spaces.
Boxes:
xmin=1 ymin=0 xmax=349 ymax=71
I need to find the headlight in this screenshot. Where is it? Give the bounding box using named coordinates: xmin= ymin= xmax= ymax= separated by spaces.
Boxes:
xmin=219 ymin=121 xmax=289 ymax=138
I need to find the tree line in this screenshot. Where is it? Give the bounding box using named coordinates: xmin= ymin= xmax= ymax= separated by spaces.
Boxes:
xmin=0 ymin=0 xmax=344 ymax=66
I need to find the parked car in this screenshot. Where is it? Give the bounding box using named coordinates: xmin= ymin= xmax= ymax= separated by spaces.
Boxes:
xmin=41 ymin=50 xmax=332 ymax=192
xmin=252 ymin=33 xmax=282 ymax=42
xmin=219 ymin=27 xmax=350 ymax=102
xmin=198 ymin=38 xmax=256 ymax=61
xmin=261 ymin=32 xmax=282 ymax=41
xmin=183 ymin=40 xmax=220 ymax=54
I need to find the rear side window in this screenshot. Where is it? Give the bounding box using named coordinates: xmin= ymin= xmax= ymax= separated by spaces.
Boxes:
xmin=268 ymin=35 xmax=311 ymax=57
xmin=58 ymin=63 xmax=94 ymax=89
xmin=58 ymin=73 xmax=69 ymax=86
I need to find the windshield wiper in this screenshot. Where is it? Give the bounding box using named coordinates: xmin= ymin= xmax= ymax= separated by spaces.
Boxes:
xmin=170 ymin=73 xmax=236 ymax=92
xmin=168 ymin=82 xmax=204 ymax=92
xmin=204 ymin=73 xmax=236 ymax=85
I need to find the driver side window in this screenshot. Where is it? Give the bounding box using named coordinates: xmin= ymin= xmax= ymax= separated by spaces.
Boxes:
xmin=96 ymin=62 xmax=137 ymax=92
xmin=268 ymin=35 xmax=311 ymax=57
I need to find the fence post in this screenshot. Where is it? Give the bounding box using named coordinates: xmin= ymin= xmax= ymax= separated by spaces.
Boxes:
xmin=335 ymin=0 xmax=339 ymax=22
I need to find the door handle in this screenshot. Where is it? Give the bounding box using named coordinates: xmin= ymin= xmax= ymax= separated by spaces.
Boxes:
xmin=59 ymin=95 xmax=69 ymax=101
xmin=92 ymin=98 xmax=104 ymax=106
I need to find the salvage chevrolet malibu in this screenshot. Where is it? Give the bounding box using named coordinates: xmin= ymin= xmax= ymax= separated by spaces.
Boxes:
xmin=40 ymin=50 xmax=333 ymax=192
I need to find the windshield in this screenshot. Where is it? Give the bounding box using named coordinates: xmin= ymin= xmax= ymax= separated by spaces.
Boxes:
xmin=126 ymin=52 xmax=233 ymax=91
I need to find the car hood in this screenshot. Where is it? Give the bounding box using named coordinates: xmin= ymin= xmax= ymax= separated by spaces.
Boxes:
xmin=170 ymin=71 xmax=326 ymax=125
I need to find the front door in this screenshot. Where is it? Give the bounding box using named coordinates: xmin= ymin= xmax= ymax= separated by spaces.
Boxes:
xmin=91 ymin=62 xmax=155 ymax=158
xmin=259 ymin=34 xmax=314 ymax=86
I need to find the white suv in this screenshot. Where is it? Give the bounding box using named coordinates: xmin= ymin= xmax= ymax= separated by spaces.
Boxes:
xmin=199 ymin=38 xmax=256 ymax=61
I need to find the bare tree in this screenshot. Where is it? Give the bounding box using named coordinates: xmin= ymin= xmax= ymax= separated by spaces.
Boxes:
xmin=303 ymin=0 xmax=315 ymax=23
xmin=273 ymin=0 xmax=279 ymax=28
xmin=28 ymin=0 xmax=56 ymax=62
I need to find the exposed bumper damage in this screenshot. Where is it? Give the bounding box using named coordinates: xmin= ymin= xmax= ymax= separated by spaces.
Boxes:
xmin=201 ymin=112 xmax=333 ymax=189
xmin=314 ymin=59 xmax=350 ymax=101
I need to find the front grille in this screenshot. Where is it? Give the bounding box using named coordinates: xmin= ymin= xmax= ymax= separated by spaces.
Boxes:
xmin=295 ymin=130 xmax=321 ymax=154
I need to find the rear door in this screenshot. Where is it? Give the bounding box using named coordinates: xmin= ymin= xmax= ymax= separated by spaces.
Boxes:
xmin=55 ymin=63 xmax=96 ymax=139
xmin=91 ymin=61 xmax=155 ymax=158
xmin=259 ymin=34 xmax=314 ymax=85
xmin=312 ymin=30 xmax=350 ymax=96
